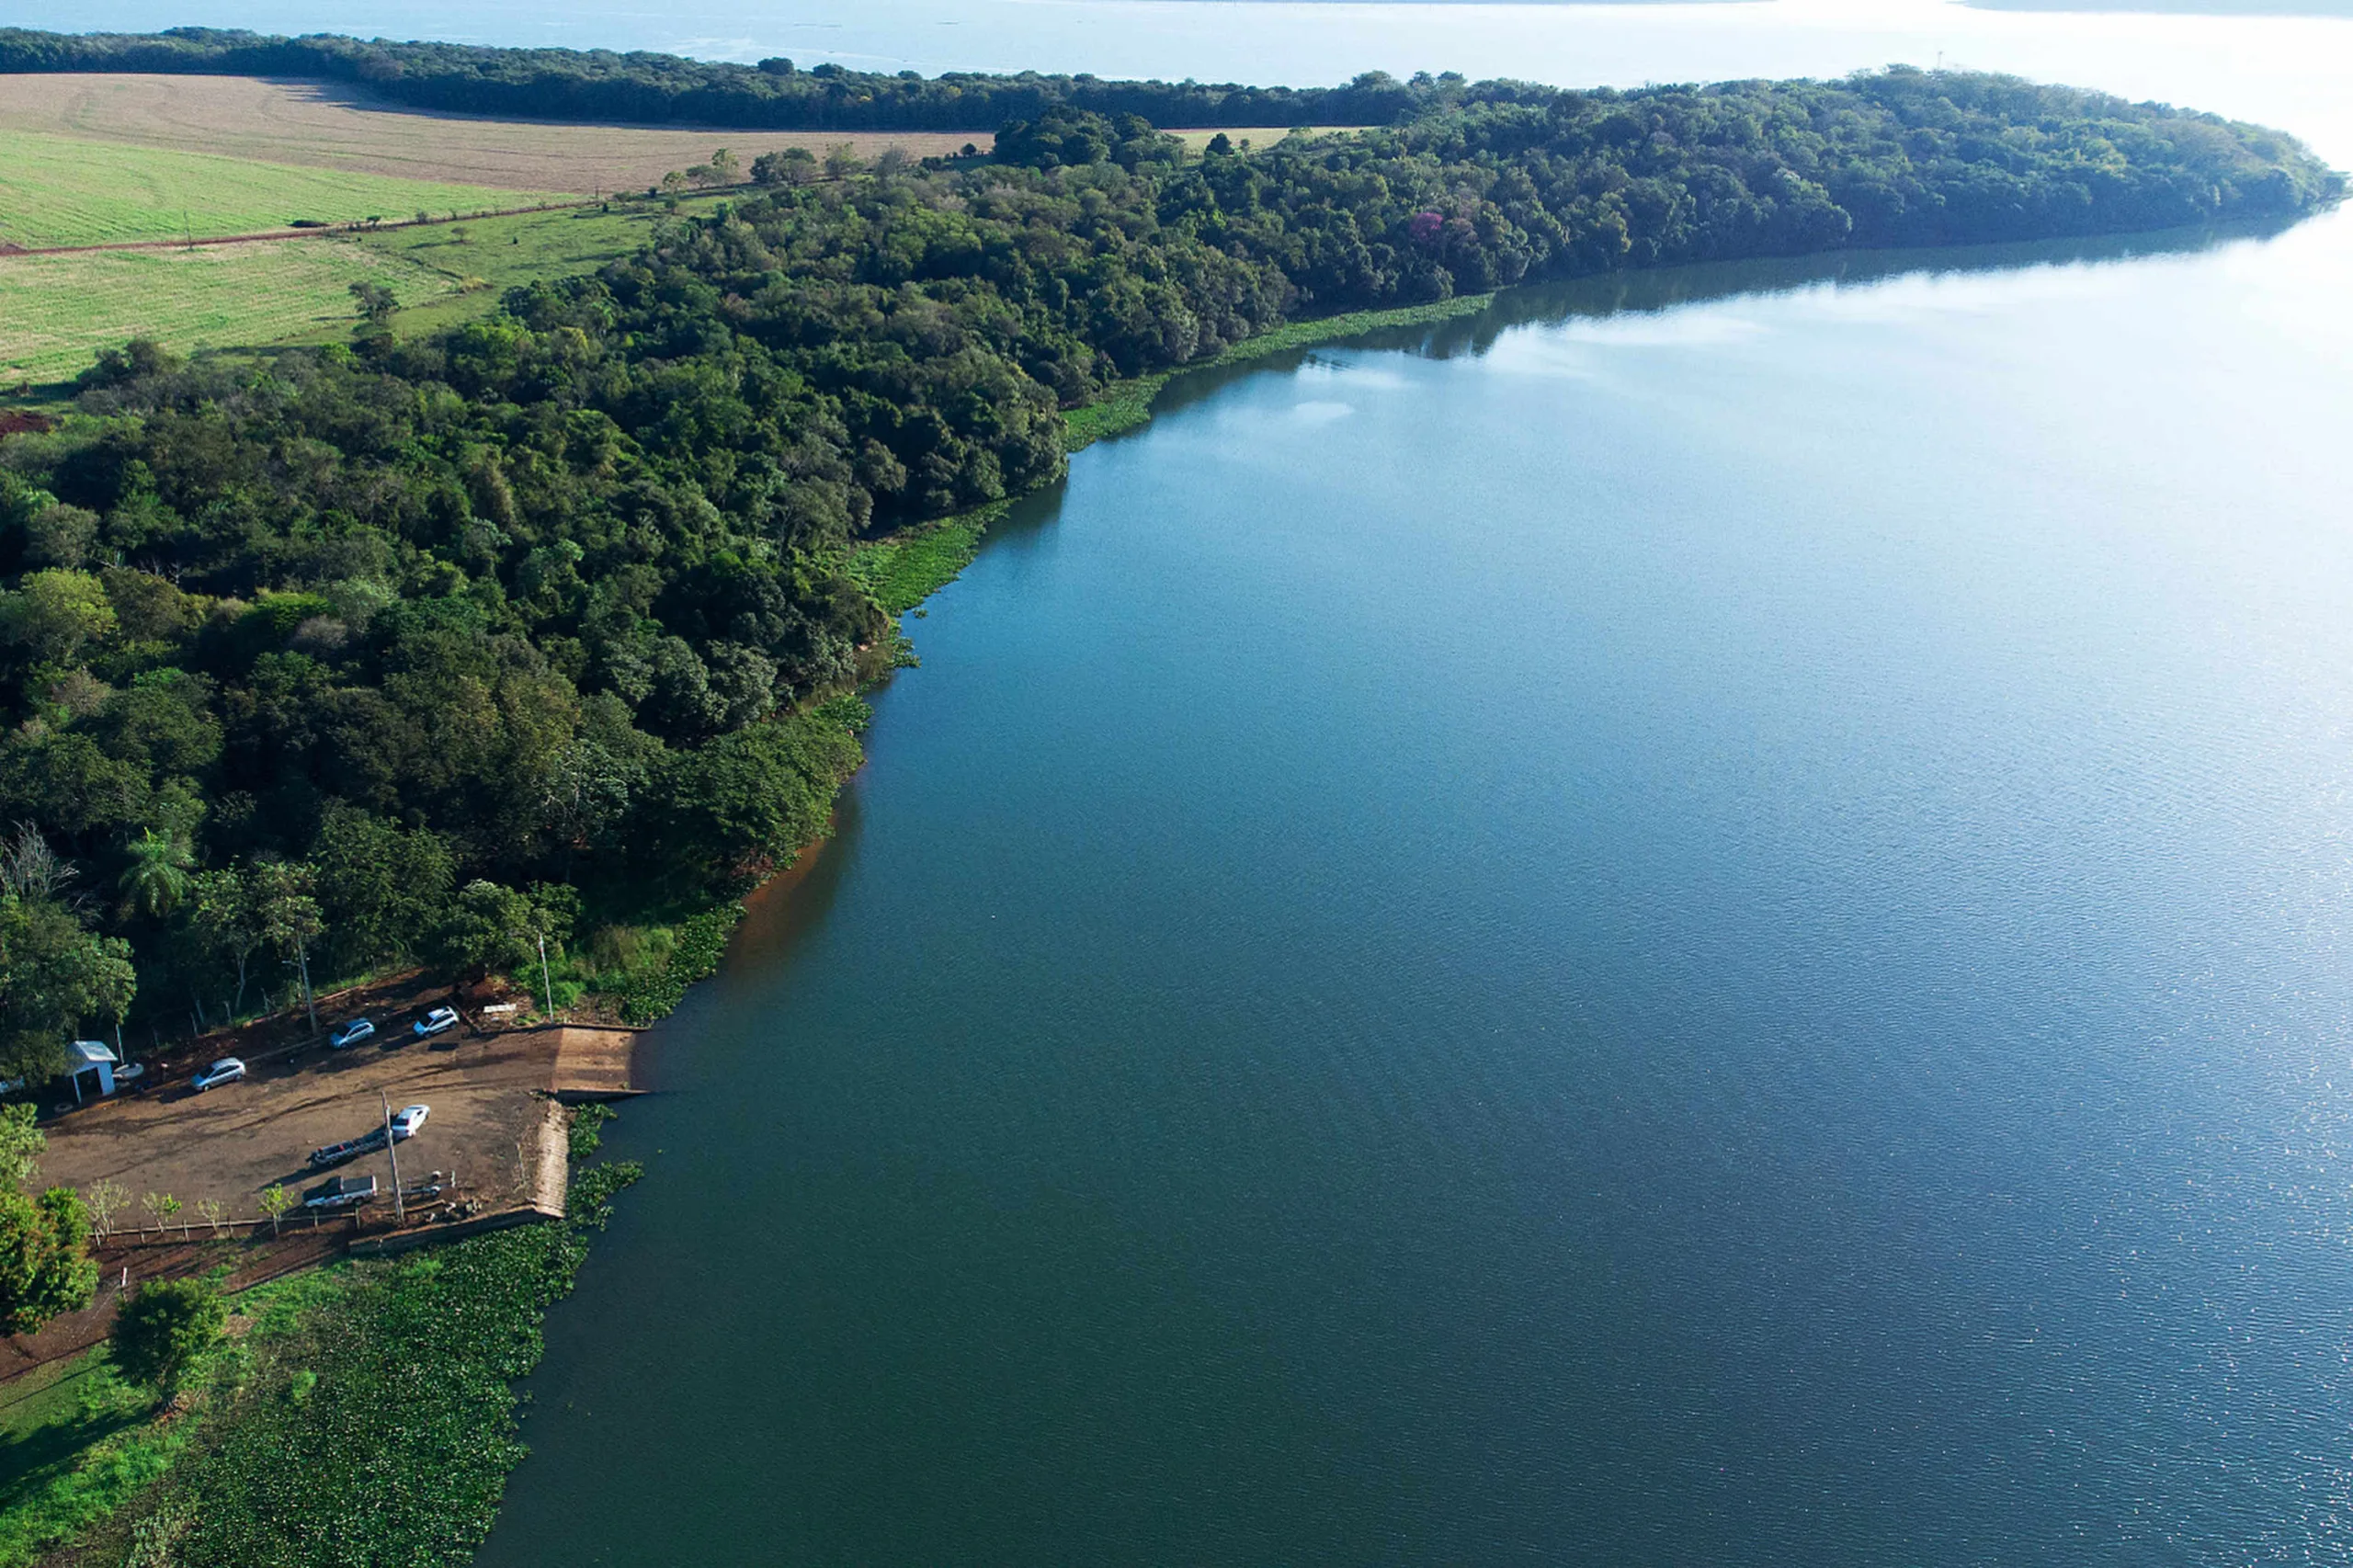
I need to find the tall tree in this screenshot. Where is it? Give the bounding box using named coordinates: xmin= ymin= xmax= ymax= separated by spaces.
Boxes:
xmin=252 ymin=860 xmax=324 ymax=1032
xmin=310 ymin=805 xmax=453 ymax=976
xmin=187 ymin=868 xmax=263 ymax=1018
xmin=117 ymin=826 xmax=194 ymax=919
xmin=0 ymin=888 xmax=137 ymax=1084
xmin=428 ymin=879 xmax=573 ymax=983
xmin=111 ymin=1276 xmax=225 ymax=1404
xmin=0 ymin=1105 xmax=98 ymax=1336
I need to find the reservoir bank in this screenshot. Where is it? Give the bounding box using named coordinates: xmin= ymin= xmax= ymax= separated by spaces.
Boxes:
xmin=481 ymin=200 xmax=2353 ymax=1566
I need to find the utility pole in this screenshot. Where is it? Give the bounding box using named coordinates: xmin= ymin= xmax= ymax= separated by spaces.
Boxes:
xmin=297 ymin=939 xmax=318 ymax=1040
xmin=382 ymin=1091 xmax=405 ymax=1225
xmin=538 ymin=930 xmax=556 ymax=1021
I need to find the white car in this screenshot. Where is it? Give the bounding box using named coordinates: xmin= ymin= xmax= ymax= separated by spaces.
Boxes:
xmin=390 ymin=1104 xmax=429 ymax=1141
xmin=328 ymin=1018 xmax=376 ymax=1049
xmin=412 ymin=1007 xmax=460 ymax=1040
xmin=190 ymin=1057 xmax=246 ymax=1092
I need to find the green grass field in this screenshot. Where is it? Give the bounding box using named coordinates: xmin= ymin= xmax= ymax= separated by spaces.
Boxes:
xmin=0 ymin=1346 xmax=182 ymax=1568
xmin=0 ymin=193 xmax=740 ymax=392
xmin=341 ymin=195 xmax=731 ymax=337
xmin=0 ymin=239 xmax=460 ymax=387
xmin=0 ymin=130 xmax=571 ymax=249
xmin=0 ymin=1267 xmax=350 ymax=1568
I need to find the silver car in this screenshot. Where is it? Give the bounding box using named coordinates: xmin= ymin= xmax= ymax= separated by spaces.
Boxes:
xmin=190 ymin=1057 xmax=245 ymax=1091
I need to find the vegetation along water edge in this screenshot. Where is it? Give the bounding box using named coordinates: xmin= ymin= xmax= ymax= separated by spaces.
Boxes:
xmin=0 ymin=56 xmax=2340 ymax=1563
xmin=0 ymin=1106 xmax=637 ymax=1566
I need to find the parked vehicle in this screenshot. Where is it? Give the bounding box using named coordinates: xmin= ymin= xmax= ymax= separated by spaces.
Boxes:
xmin=412 ymin=1006 xmax=460 ymax=1040
xmin=303 ymin=1175 xmax=377 ymax=1210
xmin=189 ymin=1057 xmax=245 ymax=1092
xmin=308 ymin=1131 xmax=383 ymax=1168
xmin=328 ymin=1018 xmax=376 ymax=1049
xmin=389 ymin=1104 xmax=429 ymax=1141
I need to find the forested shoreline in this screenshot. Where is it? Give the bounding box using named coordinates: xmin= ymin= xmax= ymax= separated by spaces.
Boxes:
xmin=0 ymin=71 xmax=2339 ymax=1084
xmin=3 ymin=26 xmax=1508 ymax=131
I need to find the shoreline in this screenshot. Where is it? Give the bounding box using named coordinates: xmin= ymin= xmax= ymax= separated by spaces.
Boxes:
xmin=625 ymin=818 xmax=841 ymax=1093
xmin=6 ymin=193 xmax=2334 ymax=1562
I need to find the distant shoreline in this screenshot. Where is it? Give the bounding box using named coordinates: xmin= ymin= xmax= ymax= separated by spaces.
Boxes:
xmin=1965 ymin=0 xmax=2353 ymax=12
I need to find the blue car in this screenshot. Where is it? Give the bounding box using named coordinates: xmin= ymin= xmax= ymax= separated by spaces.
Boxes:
xmin=328 ymin=1018 xmax=376 ymax=1050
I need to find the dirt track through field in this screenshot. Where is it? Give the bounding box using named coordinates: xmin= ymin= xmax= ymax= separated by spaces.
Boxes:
xmin=0 ymin=74 xmax=993 ymax=193
xmin=0 ymin=200 xmax=582 ymax=257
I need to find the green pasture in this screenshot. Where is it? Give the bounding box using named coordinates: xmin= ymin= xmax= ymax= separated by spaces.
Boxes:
xmin=0 ymin=192 xmax=741 ymax=392
xmin=0 ymin=240 xmax=459 ymax=387
xmin=342 ymin=193 xmax=733 ymax=336
xmin=0 ymin=130 xmax=570 ymax=250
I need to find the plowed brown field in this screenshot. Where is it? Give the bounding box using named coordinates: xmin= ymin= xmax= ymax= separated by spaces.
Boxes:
xmin=0 ymin=73 xmax=992 ymax=194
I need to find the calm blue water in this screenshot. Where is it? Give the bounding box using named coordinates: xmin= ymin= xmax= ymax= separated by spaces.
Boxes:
xmin=474 ymin=202 xmax=2353 ymax=1564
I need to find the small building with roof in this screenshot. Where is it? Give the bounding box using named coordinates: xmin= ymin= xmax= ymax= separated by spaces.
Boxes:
xmin=66 ymin=1040 xmax=118 ymax=1103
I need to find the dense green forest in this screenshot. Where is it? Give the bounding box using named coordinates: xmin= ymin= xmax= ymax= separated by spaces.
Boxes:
xmin=0 ymin=72 xmax=2337 ymax=1079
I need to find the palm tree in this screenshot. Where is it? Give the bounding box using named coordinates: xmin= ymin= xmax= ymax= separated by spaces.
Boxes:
xmin=119 ymin=828 xmax=194 ymax=919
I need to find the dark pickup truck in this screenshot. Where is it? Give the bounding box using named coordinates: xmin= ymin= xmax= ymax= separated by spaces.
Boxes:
xmin=303 ymin=1175 xmax=377 ymax=1210
xmin=307 ymin=1130 xmax=386 ymax=1169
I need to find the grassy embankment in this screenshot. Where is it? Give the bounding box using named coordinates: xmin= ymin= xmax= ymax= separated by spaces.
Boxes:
xmin=1063 ymin=293 xmax=1498 ymax=449
xmin=0 ymin=1267 xmax=344 ymax=1567
xmin=858 ymin=290 xmax=1503 ymax=608
xmin=0 ymin=1110 xmax=639 ymax=1567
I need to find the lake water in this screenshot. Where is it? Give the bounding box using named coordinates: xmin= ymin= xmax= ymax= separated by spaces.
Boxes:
xmin=464 ymin=213 xmax=2353 ymax=1566
xmin=401 ymin=5 xmax=2353 ymax=1564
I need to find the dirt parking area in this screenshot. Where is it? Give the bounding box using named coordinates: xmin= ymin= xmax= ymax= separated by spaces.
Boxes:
xmin=36 ymin=1027 xmax=564 ymax=1223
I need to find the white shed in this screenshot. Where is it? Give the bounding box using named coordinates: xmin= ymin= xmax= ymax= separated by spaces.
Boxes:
xmin=67 ymin=1040 xmax=117 ymax=1103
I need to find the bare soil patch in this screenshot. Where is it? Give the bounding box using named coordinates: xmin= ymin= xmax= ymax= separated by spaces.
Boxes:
xmin=0 ymin=983 xmax=581 ymax=1381
xmin=33 ymin=1017 xmax=563 ymax=1221
xmin=0 ymin=74 xmax=992 ymax=194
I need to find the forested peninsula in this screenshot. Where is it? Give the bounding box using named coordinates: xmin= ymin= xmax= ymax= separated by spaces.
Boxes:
xmin=0 ymin=69 xmax=2339 ymax=1084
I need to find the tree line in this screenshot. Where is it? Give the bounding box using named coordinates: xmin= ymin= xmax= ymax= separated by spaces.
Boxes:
xmin=0 ymin=72 xmax=2337 ymax=1086
xmin=0 ymin=26 xmax=1513 ymax=131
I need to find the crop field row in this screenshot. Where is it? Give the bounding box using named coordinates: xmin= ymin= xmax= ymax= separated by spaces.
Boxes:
xmin=0 ymin=240 xmax=460 ymax=387
xmin=0 ymin=74 xmax=992 ymax=195
xmin=0 ymin=129 xmax=571 ymax=249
